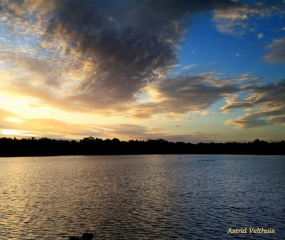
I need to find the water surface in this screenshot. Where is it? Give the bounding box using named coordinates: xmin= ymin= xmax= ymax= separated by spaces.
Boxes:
xmin=0 ymin=155 xmax=284 ymax=239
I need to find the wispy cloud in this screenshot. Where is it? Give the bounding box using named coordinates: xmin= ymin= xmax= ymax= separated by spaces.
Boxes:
xmin=264 ymin=37 xmax=285 ymax=63
xmin=258 ymin=33 xmax=264 ymax=39
xmin=224 ymin=79 xmax=285 ymax=128
xmin=213 ymin=6 xmax=249 ymax=36
xmin=0 ymin=110 xmax=175 ymax=140
xmin=130 ymin=73 xmax=258 ymax=118
xmin=212 ymin=1 xmax=285 ymax=36
xmin=183 ymin=64 xmax=197 ymax=69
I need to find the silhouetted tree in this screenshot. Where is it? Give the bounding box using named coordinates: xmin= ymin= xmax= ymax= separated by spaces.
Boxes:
xmin=0 ymin=137 xmax=284 ymax=156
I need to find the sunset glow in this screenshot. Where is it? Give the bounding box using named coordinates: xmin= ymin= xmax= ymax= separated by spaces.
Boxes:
xmin=7 ymin=118 xmax=23 ymax=124
xmin=0 ymin=0 xmax=284 ymax=142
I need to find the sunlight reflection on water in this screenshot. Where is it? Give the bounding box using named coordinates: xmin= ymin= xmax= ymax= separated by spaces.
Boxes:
xmin=0 ymin=155 xmax=284 ymax=239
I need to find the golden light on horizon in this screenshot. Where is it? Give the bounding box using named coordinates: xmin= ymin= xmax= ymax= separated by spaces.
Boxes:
xmin=1 ymin=129 xmax=36 ymax=137
xmin=7 ymin=118 xmax=23 ymax=124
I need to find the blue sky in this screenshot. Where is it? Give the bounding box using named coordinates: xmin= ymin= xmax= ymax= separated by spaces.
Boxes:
xmin=0 ymin=0 xmax=284 ymax=142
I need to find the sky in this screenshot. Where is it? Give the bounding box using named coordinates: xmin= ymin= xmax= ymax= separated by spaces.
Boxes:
xmin=0 ymin=0 xmax=285 ymax=143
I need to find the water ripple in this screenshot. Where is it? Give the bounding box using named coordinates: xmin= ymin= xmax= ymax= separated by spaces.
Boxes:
xmin=0 ymin=155 xmax=284 ymax=239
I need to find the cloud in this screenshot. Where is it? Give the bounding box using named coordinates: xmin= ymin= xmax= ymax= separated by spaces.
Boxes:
xmin=0 ymin=108 xmax=23 ymax=128
xmin=270 ymin=115 xmax=285 ymax=126
xmin=258 ymin=33 xmax=264 ymax=39
xmin=221 ymin=96 xmax=252 ymax=112
xmin=0 ymin=108 xmax=169 ymax=140
xmin=0 ymin=0 xmax=243 ymax=111
xmin=212 ymin=1 xmax=285 ymax=36
xmin=224 ymin=79 xmax=285 ymax=128
xmin=2 ymin=0 xmax=284 ymax=132
xmin=130 ymin=73 xmax=258 ymax=118
xmin=0 ymin=49 xmax=62 ymax=87
xmin=226 ymin=112 xmax=272 ymax=129
xmin=0 ymin=108 xmax=37 ymax=137
xmin=0 ymin=113 xmax=94 ymax=138
xmin=213 ymin=6 xmax=249 ymax=36
xmin=97 ymin=124 xmax=217 ymax=143
xmin=0 ymin=106 xmax=223 ymax=141
xmin=0 ymin=112 xmax=175 ymax=141
xmin=264 ymin=37 xmax=285 ymax=63
xmin=183 ymin=64 xmax=197 ymax=69
xmin=99 ymin=123 xmax=168 ymax=140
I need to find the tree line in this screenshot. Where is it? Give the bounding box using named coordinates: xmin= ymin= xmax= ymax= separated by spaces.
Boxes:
xmin=0 ymin=137 xmax=284 ymax=156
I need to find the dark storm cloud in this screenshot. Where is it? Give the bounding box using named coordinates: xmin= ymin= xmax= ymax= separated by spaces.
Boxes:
xmin=1 ymin=0 xmax=243 ymax=107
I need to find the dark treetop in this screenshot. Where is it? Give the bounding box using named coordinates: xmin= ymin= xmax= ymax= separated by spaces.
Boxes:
xmin=0 ymin=137 xmax=284 ymax=156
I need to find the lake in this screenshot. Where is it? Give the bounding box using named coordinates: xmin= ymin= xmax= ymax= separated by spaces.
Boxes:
xmin=0 ymin=155 xmax=284 ymax=239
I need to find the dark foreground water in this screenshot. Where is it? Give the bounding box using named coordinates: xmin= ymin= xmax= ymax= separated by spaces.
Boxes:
xmin=0 ymin=155 xmax=284 ymax=239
